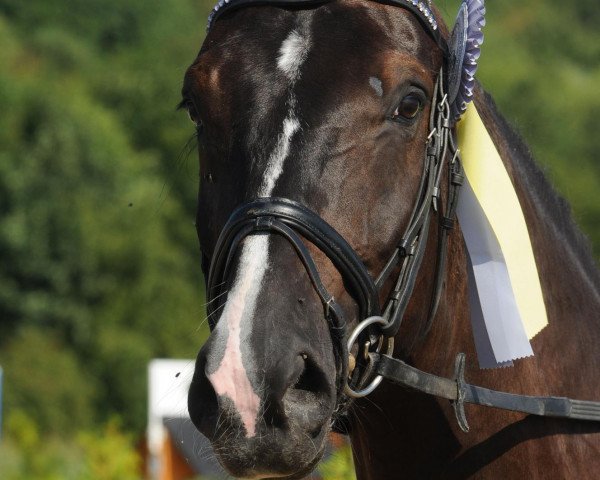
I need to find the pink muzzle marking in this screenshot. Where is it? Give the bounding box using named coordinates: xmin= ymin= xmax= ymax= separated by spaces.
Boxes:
xmin=207 ymin=237 xmax=267 ymax=438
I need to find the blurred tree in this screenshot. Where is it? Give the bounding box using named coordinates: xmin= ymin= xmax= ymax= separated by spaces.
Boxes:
xmin=0 ymin=328 xmax=95 ymax=434
xmin=317 ymin=445 xmax=356 ymax=480
xmin=442 ymin=0 xmax=600 ymax=257
xmin=0 ymin=411 xmax=141 ymax=480
xmin=0 ymin=2 xmax=208 ymax=433
xmin=0 ymin=0 xmax=598 ymax=477
xmin=0 ymin=409 xmax=86 ymax=480
xmin=78 ymin=418 xmax=141 ymax=480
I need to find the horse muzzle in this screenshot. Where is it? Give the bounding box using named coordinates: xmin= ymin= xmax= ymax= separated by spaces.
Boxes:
xmin=188 ymin=233 xmax=340 ymax=478
xmin=189 ymin=335 xmax=335 ymax=478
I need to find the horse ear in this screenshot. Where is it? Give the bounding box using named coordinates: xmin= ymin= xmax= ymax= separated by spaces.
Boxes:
xmin=447 ymin=0 xmax=486 ymax=122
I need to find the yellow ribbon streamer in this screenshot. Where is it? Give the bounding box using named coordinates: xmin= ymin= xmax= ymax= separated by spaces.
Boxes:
xmin=457 ymin=103 xmax=548 ymax=339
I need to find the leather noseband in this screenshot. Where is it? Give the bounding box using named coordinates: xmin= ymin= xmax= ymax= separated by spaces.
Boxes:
xmin=206 ymin=197 xmax=381 ymax=400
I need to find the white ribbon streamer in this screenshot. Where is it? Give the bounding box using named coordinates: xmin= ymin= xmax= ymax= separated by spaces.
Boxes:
xmin=458 ymin=178 xmax=533 ymax=367
xmin=457 ymin=103 xmax=547 ymax=368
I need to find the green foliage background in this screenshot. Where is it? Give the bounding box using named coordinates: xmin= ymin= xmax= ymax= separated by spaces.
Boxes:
xmin=0 ymin=0 xmax=598 ymax=478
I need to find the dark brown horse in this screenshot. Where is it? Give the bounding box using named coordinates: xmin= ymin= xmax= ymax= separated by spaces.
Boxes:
xmin=181 ymin=0 xmax=600 ymax=478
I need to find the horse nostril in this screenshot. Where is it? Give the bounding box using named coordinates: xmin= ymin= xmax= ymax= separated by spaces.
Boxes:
xmin=280 ymin=354 xmax=333 ymax=437
xmin=262 ymin=354 xmax=332 ymax=434
xmin=291 ymin=354 xmax=329 ymax=398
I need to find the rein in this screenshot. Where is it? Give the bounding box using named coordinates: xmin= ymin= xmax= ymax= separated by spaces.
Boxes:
xmin=374 ymin=353 xmax=600 ymax=432
xmin=203 ymin=0 xmax=600 ymax=433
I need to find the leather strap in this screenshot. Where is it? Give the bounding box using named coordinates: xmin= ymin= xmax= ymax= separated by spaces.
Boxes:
xmin=206 ymin=197 xmax=382 ymax=400
xmin=207 ymin=197 xmax=380 ymax=321
xmin=374 ymin=71 xmax=463 ymax=339
xmin=374 ymin=353 xmax=600 ymax=432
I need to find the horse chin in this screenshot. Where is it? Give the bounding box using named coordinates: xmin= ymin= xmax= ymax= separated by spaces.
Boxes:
xmin=210 ymin=422 xmax=330 ymax=479
xmin=262 ymin=452 xmax=328 ymax=480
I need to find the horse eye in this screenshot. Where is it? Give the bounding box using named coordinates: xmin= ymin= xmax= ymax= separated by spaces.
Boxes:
xmin=182 ymin=100 xmax=202 ymax=128
xmin=393 ymin=94 xmax=423 ymax=120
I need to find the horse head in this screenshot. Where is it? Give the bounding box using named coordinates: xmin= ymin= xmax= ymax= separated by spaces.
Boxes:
xmin=183 ymin=0 xmax=455 ymax=477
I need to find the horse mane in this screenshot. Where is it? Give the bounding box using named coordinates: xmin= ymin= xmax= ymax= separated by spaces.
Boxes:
xmin=473 ymin=86 xmax=600 ymax=294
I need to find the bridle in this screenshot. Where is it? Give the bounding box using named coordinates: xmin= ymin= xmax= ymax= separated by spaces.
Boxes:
xmin=203 ymin=0 xmax=600 ymax=432
xmin=206 ymin=70 xmax=461 ymax=401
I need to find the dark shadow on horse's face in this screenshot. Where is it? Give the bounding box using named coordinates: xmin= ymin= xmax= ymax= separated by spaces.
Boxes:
xmin=185 ymin=1 xmax=443 ymax=477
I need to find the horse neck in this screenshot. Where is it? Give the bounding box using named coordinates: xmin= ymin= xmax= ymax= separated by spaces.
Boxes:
xmin=348 ymin=85 xmax=600 ymax=479
xmin=417 ymin=85 xmax=600 ymax=389
xmin=474 ymin=85 xmax=600 ymax=326
xmin=414 ymin=84 xmax=600 ymax=373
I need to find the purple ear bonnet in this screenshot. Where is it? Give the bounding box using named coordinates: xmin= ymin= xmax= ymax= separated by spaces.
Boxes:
xmin=448 ymin=0 xmax=486 ymax=122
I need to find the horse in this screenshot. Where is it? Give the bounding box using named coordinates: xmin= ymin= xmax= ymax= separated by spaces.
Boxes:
xmin=181 ymin=0 xmax=600 ymax=478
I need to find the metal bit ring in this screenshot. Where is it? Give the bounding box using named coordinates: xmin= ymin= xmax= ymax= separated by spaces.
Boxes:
xmin=344 ymin=316 xmax=394 ymax=398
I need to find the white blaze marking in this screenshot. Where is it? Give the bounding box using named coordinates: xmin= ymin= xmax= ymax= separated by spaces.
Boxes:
xmin=259 ymin=117 xmax=301 ymax=195
xmin=277 ymin=30 xmax=311 ymax=81
xmin=207 ymin=30 xmax=305 ymax=438
xmin=208 ymin=236 xmax=268 ymax=438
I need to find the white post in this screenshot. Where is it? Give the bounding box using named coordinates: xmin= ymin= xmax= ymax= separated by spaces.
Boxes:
xmin=147 ymin=359 xmax=195 ymax=480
